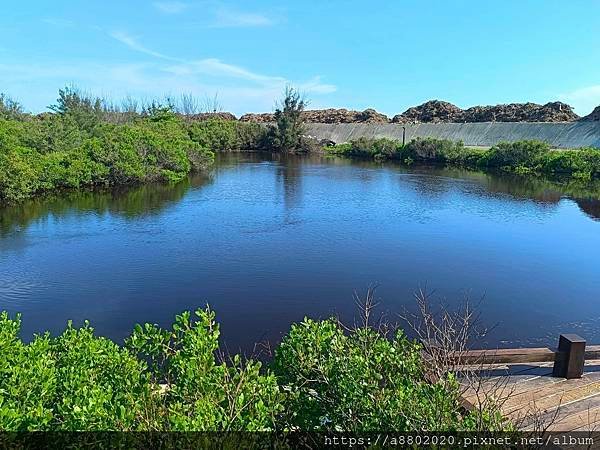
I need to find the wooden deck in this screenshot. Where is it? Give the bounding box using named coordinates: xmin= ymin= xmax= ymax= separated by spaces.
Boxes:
xmin=459 ymin=359 xmax=600 ymax=431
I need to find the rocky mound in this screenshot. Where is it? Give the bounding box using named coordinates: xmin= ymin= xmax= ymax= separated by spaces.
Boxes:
xmin=302 ymin=108 xmax=388 ymax=123
xmin=240 ymin=100 xmax=582 ymax=124
xmin=463 ymin=102 xmax=578 ymax=122
xmin=187 ymin=112 xmax=237 ymax=121
xmin=240 ymin=108 xmax=389 ymax=124
xmin=581 ymin=106 xmax=600 ymax=121
xmin=391 ymin=101 xmax=462 ymax=123
xmin=391 ymin=100 xmax=579 ymax=123
xmin=239 ymin=113 xmax=274 ymax=123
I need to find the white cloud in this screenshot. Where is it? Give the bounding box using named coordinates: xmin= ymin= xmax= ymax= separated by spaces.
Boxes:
xmin=109 ymin=32 xmax=335 ymax=96
xmin=153 ymin=1 xmax=188 ymax=14
xmin=211 ymin=9 xmax=275 ymax=28
xmin=2 ymin=31 xmax=335 ymax=115
xmin=559 ymin=85 xmax=600 ymax=116
xmin=165 ymin=58 xmax=285 ymax=84
xmin=297 ymin=76 xmax=337 ymax=95
xmin=0 ymin=58 xmax=336 ymax=115
xmin=109 ymin=31 xmax=174 ymax=60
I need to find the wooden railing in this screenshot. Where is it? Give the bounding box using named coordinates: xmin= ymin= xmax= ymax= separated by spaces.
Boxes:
xmin=445 ymin=334 xmax=600 ymax=379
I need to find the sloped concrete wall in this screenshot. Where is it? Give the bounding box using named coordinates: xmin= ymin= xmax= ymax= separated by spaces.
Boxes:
xmin=305 ymin=122 xmax=600 ymax=148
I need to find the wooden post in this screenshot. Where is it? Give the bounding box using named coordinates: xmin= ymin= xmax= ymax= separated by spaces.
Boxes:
xmin=402 ymin=126 xmax=406 ymax=146
xmin=552 ymin=334 xmax=586 ymax=379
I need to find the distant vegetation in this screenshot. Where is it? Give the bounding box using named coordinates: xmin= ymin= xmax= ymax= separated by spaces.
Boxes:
xmin=2 ymin=86 xmax=599 ymax=204
xmin=0 ymin=87 xmax=322 ymax=204
xmin=327 ymin=137 xmax=600 ymax=181
xmin=0 ymin=87 xmax=266 ymax=204
xmin=0 ymin=307 xmax=505 ymax=431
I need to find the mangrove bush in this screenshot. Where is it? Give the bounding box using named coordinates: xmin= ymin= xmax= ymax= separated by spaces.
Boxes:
xmin=327 ymin=137 xmax=600 ymax=180
xmin=0 ymin=308 xmax=502 ymax=432
xmin=0 ymin=88 xmax=268 ymax=204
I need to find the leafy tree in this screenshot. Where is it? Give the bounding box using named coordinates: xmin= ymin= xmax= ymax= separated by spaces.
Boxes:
xmin=0 ymin=94 xmax=25 ymax=121
xmin=266 ymin=87 xmax=307 ymax=152
xmin=49 ymin=86 xmax=103 ymax=116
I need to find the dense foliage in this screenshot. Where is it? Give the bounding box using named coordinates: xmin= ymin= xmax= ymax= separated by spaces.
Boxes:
xmin=264 ymin=87 xmax=308 ymax=152
xmin=0 ymin=308 xmax=502 ymax=432
xmin=0 ymin=88 xmax=266 ymax=204
xmin=187 ymin=118 xmax=264 ymax=152
xmin=327 ymin=137 xmax=600 ymax=180
xmin=273 ymin=318 xmax=485 ymax=432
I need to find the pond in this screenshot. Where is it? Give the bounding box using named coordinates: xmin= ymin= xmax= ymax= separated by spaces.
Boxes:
xmin=1 ymin=153 xmax=600 ymax=353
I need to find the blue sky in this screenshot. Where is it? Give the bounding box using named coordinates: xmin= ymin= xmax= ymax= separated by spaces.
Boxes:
xmin=1 ymin=0 xmax=599 ymax=116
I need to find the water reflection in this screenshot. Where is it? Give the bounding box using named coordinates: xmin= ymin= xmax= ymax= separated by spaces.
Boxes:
xmin=273 ymin=153 xmax=303 ymax=212
xmin=0 ymin=174 xmax=213 ymax=237
xmin=1 ymin=153 xmax=600 ymax=352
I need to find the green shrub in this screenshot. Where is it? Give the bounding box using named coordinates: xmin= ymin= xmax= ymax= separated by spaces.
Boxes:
xmin=479 ymin=140 xmax=550 ymax=170
xmin=52 ymin=322 xmax=155 ymax=430
xmin=0 ymin=312 xmax=154 ymax=431
xmin=38 ymin=150 xmax=108 ymax=190
xmin=0 ymin=308 xmax=509 ymax=432
xmin=539 ymin=148 xmax=600 ymax=180
xmin=234 ymin=121 xmax=265 ymax=150
xmin=327 ymin=137 xmax=403 ymax=160
xmin=187 ymin=118 xmax=265 ymax=152
xmin=327 ymin=136 xmax=600 ymax=183
xmin=126 ymin=308 xmax=283 ymax=431
xmin=0 ymin=111 xmax=216 ymax=203
xmin=0 ymin=312 xmax=55 ymax=430
xmin=188 ymin=119 xmax=238 ymax=152
xmin=0 ymin=94 xmax=25 ymax=121
xmin=0 ymin=147 xmax=41 ymax=202
xmin=403 ymin=137 xmax=467 ymax=163
xmin=49 ymin=86 xmax=105 ymax=133
xmin=273 ymin=317 xmax=473 ymax=432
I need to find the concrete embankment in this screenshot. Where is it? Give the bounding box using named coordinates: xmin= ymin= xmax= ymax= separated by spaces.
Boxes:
xmin=305 ymin=121 xmax=600 ymax=149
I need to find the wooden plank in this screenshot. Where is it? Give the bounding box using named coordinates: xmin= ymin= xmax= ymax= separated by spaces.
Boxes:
xmin=554 ymin=404 xmax=600 ymax=432
xmin=514 ymin=385 xmax=600 ymax=428
xmin=452 ymin=347 xmax=557 ymax=364
xmin=457 ymin=361 xmax=554 ymax=378
xmin=451 ymin=346 xmax=600 ymax=429
xmin=448 ymin=344 xmax=600 ymax=366
xmin=586 ymin=346 xmax=600 ymax=360
xmin=519 ymin=394 xmax=600 ymax=431
xmin=459 ymin=362 xmax=555 ymax=402
xmin=491 ymin=375 xmax=568 ymax=408
xmin=461 ymin=372 xmax=555 ymax=407
xmin=504 ymin=373 xmax=600 ymax=415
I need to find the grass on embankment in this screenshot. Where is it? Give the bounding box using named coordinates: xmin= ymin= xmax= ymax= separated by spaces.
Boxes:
xmin=325 ymin=137 xmax=600 ymax=181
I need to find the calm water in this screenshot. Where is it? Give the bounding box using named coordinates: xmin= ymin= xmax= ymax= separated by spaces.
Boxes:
xmin=1 ymin=153 xmax=600 ymax=353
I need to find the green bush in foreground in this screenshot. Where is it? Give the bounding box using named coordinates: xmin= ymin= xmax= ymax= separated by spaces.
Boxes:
xmin=0 ymin=312 xmax=153 ymax=430
xmin=0 ymin=308 xmax=501 ymax=432
xmin=126 ymin=308 xmax=283 ymax=431
xmin=273 ymin=318 xmax=470 ymax=431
